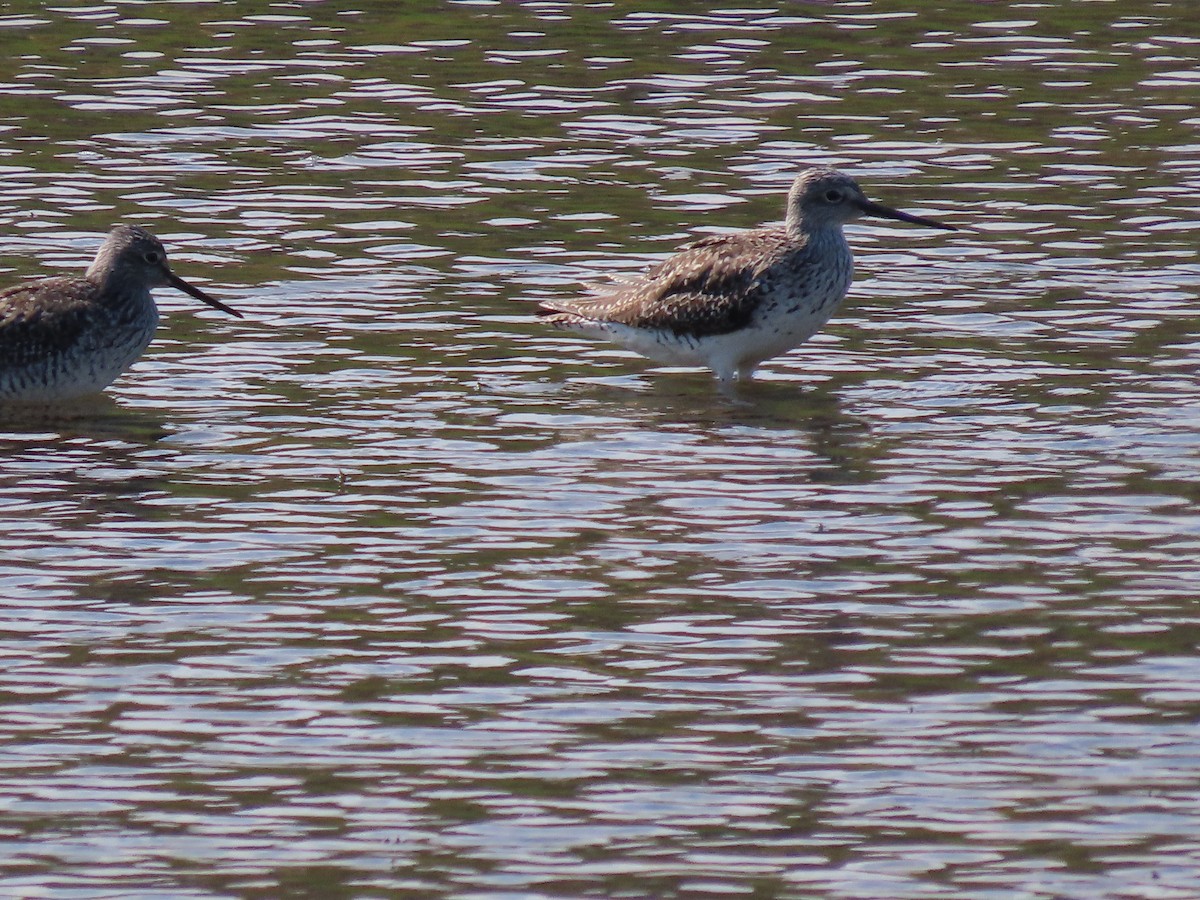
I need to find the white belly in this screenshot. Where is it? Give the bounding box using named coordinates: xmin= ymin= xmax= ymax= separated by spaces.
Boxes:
xmin=570 ymin=271 xmax=850 ymax=381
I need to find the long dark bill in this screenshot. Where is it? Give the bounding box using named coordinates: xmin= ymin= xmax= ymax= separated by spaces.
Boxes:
xmin=858 ymin=199 xmax=957 ymax=231
xmin=168 ymin=272 xmax=244 ymax=318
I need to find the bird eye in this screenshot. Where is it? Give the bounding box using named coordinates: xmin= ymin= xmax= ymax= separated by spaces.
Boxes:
xmin=824 ymin=190 xmax=844 ymax=203
xmin=143 ymin=251 xmax=161 ymax=264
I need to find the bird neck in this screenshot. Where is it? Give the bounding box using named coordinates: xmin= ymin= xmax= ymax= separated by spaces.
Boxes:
xmin=87 ymin=257 xmax=150 ymax=308
xmin=785 ymin=217 xmax=846 ymax=250
xmin=784 ymin=201 xmax=803 ymax=237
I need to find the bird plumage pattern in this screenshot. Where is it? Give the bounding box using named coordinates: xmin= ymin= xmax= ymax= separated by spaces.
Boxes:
xmin=0 ymin=225 xmax=240 ymax=403
xmin=539 ymin=168 xmax=956 ymax=382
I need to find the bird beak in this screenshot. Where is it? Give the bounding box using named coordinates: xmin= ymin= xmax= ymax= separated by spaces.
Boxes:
xmin=167 ymin=272 xmax=244 ymax=318
xmin=857 ymin=198 xmax=957 ymax=231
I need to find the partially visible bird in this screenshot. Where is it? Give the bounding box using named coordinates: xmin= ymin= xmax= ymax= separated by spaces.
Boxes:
xmin=538 ymin=167 xmax=956 ymax=382
xmin=0 ymin=225 xmax=241 ymax=403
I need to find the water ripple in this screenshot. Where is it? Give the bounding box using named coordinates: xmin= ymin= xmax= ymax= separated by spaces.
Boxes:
xmin=1 ymin=2 xmax=1200 ymax=898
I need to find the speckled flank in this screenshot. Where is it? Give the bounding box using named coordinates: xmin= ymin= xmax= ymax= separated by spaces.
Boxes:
xmin=0 ymin=225 xmax=238 ymax=403
xmin=539 ymin=167 xmax=955 ymax=382
xmin=0 ymin=294 xmax=158 ymax=402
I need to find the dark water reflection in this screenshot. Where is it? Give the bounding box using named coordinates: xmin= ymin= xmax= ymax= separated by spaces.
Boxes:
xmin=2 ymin=2 xmax=1200 ymax=898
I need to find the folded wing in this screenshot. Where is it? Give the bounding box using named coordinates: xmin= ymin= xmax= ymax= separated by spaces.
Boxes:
xmin=0 ymin=278 xmax=98 ymax=368
xmin=540 ymin=228 xmax=796 ymax=338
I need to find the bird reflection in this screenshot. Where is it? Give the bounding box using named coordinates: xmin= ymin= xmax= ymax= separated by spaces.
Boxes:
xmin=0 ymin=394 xmax=167 ymax=443
xmin=550 ymin=372 xmax=877 ymax=484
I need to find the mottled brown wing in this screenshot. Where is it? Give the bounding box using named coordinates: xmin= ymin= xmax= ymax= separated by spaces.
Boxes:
xmin=541 ymin=228 xmax=793 ymax=338
xmin=0 ymin=277 xmax=99 ymax=369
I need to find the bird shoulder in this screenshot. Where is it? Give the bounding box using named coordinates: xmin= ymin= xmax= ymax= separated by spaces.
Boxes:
xmin=0 ymin=278 xmax=98 ymax=365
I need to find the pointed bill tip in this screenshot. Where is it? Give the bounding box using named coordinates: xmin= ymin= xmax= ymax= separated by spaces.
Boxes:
xmin=167 ymin=272 xmax=244 ymax=318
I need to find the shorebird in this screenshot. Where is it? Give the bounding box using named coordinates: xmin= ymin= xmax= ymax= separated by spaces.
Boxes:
xmin=538 ymin=167 xmax=956 ymax=382
xmin=0 ymin=225 xmax=241 ymax=403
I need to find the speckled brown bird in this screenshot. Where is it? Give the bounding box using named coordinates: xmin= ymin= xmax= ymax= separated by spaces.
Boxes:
xmin=0 ymin=225 xmax=241 ymax=403
xmin=538 ymin=168 xmax=957 ymax=382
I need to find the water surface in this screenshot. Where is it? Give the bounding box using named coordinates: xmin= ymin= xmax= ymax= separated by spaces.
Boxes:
xmin=2 ymin=2 xmax=1200 ymax=898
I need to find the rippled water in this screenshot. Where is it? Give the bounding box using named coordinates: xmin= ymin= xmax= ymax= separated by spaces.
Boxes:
xmin=2 ymin=2 xmax=1200 ymax=898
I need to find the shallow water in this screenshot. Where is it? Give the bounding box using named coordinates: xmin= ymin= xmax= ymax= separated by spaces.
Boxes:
xmin=2 ymin=2 xmax=1200 ymax=898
